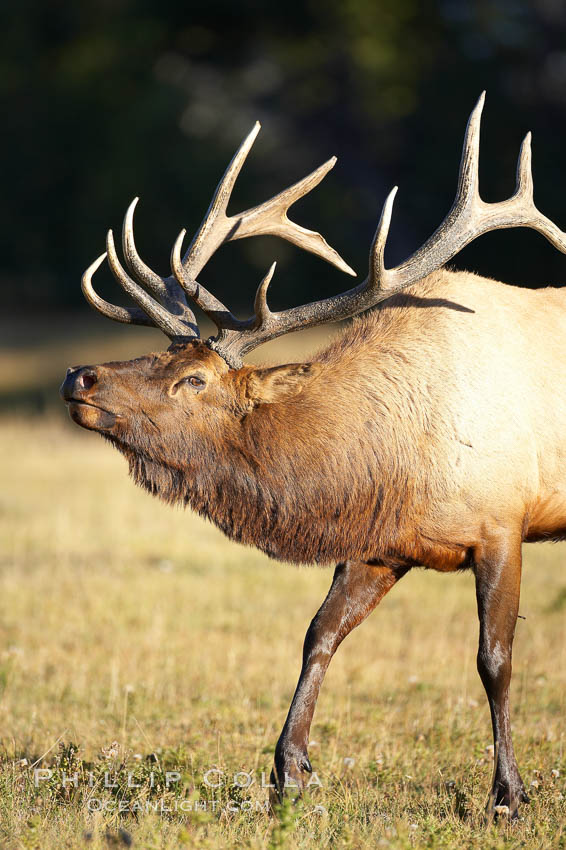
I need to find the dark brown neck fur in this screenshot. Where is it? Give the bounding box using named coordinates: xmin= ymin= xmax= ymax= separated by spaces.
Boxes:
xmin=109 ymin=300 xmax=450 ymax=565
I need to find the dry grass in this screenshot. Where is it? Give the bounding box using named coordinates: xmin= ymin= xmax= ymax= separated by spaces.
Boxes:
xmin=0 ymin=324 xmax=565 ymax=848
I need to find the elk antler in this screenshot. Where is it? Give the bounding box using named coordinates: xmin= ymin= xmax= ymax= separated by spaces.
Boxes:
xmin=82 ymin=123 xmax=355 ymax=361
xmin=82 ymin=94 xmax=566 ymax=368
xmin=199 ymin=92 xmax=566 ymax=366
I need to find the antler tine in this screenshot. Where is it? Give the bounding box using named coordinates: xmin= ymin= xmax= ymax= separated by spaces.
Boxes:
xmin=181 ymin=122 xmax=262 ymax=280
xmin=515 ymin=132 xmax=533 ymax=201
xmin=253 ymin=262 xmax=276 ymax=327
xmin=122 ymin=198 xmax=169 ymax=300
xmin=106 ymin=229 xmax=196 ymax=339
xmin=367 ymin=186 xmax=398 ymax=295
xmin=506 ymin=132 xmax=566 ymax=253
xmin=455 ymin=90 xmax=484 ymax=205
xmin=82 ymin=253 xmax=154 ymax=327
xmin=171 ymin=229 xmax=243 ymax=331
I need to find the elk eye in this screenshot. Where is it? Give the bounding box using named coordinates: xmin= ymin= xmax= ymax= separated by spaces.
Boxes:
xmin=185 ymin=375 xmax=205 ymax=388
xmin=172 ymin=374 xmax=206 ymax=394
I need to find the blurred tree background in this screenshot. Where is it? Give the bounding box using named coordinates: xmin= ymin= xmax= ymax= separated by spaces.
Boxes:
xmin=3 ymin=0 xmax=566 ymax=323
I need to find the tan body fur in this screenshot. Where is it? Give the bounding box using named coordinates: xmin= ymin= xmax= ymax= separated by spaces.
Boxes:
xmin=348 ymin=268 xmax=566 ymax=558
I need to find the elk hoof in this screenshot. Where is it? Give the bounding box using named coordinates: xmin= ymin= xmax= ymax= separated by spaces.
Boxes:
xmin=488 ymin=780 xmax=530 ymax=821
xmin=300 ymin=756 xmax=312 ymax=773
xmin=269 ymin=746 xmax=313 ymax=810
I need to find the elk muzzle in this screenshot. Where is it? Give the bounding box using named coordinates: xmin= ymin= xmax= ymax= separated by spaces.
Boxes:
xmin=60 ymin=366 xmax=118 ymax=431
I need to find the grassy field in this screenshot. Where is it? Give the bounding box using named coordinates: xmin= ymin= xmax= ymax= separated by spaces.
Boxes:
xmin=0 ymin=323 xmax=565 ymax=848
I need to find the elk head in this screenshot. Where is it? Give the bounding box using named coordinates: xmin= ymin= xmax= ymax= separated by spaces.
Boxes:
xmin=60 ymin=119 xmax=358 ymax=460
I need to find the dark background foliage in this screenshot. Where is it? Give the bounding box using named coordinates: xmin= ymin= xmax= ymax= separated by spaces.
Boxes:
xmin=4 ymin=0 xmax=566 ymax=321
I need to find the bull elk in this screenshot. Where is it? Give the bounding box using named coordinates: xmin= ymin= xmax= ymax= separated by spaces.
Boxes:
xmin=60 ymin=93 xmax=566 ymax=818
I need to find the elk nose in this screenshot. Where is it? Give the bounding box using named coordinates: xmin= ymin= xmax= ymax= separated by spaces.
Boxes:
xmin=60 ymin=366 xmax=99 ymax=401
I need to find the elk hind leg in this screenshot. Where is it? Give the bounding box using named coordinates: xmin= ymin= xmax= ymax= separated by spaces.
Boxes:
xmin=475 ymin=534 xmax=528 ymax=818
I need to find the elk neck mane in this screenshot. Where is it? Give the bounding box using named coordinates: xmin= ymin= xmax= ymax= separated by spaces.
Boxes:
xmin=110 ymin=278 xmax=454 ymax=566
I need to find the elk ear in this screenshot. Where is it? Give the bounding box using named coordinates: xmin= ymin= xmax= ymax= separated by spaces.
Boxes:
xmin=245 ymin=363 xmax=321 ymax=405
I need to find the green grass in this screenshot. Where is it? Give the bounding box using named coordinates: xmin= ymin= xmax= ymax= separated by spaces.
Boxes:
xmin=0 ymin=323 xmax=565 ymax=847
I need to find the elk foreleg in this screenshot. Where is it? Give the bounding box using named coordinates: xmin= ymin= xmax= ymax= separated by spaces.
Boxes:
xmin=270 ymin=560 xmax=408 ymax=801
xmin=475 ymin=536 xmax=528 ymax=818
